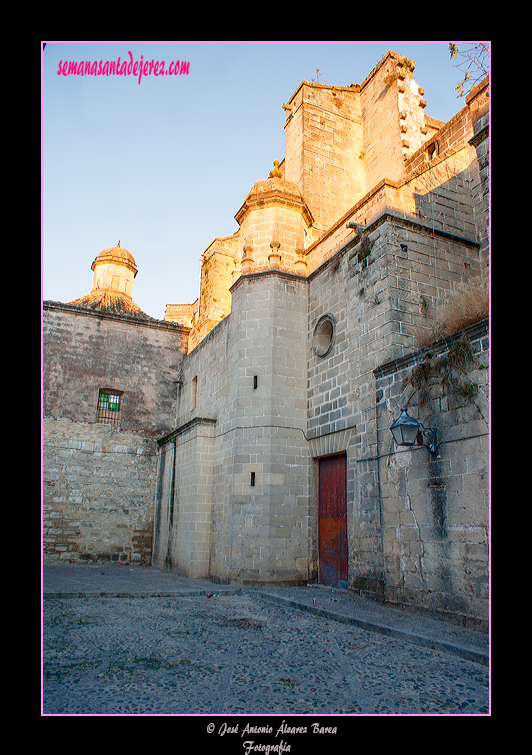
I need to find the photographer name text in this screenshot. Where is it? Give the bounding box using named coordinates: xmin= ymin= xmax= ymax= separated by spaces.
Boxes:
xmin=207 ymin=720 xmax=338 ymax=753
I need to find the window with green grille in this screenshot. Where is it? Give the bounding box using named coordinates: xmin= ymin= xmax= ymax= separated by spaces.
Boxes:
xmin=96 ymin=389 xmax=122 ymax=426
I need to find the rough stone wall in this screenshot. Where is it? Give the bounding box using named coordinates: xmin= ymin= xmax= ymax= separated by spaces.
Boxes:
xmin=374 ymin=320 xmax=489 ymax=629
xmin=43 ymin=302 xmax=188 ymax=433
xmin=42 ymin=303 xmax=188 ymax=564
xmin=43 ymin=417 xmax=157 ymax=564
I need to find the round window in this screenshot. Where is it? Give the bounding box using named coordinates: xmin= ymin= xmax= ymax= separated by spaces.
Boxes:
xmin=313 ymin=314 xmax=335 ymax=357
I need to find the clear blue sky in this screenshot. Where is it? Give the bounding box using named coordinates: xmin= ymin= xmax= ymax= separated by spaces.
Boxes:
xmin=42 ymin=41 xmax=471 ymax=321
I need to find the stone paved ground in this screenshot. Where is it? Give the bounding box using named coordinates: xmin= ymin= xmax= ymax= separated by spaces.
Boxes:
xmin=42 ymin=591 xmax=489 ymax=716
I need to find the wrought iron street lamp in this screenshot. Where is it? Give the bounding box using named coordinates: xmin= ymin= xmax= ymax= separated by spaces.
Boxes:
xmin=390 ymin=407 xmax=439 ymax=457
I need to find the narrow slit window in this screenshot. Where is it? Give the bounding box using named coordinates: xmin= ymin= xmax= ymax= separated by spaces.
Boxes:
xmin=96 ymin=389 xmax=122 ymax=427
xmin=191 ymin=376 xmax=198 ymax=410
xmin=426 ymin=143 xmax=437 ymax=161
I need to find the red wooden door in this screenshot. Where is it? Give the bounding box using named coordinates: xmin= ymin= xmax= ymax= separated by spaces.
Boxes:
xmin=318 ymin=454 xmax=348 ymax=588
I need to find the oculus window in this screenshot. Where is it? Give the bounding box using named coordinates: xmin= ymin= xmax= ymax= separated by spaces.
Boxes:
xmin=313 ymin=314 xmax=335 ymax=357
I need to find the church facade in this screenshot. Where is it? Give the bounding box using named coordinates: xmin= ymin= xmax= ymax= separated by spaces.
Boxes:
xmin=43 ymin=52 xmax=489 ymax=629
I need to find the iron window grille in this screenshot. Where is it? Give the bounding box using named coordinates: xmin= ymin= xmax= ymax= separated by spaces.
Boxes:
xmin=96 ymin=389 xmax=122 ymax=426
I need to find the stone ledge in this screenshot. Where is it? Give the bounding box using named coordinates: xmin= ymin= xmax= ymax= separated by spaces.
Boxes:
xmin=157 ymin=416 xmax=217 ymax=446
xmin=229 ymin=267 xmax=309 ymax=293
xmin=374 ymin=318 xmax=489 ymax=379
xmin=43 ymin=300 xmax=190 ymax=334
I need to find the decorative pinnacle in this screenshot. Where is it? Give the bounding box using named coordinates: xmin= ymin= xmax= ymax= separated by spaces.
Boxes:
xmin=270 ymin=229 xmax=280 ymax=250
xmin=268 ymin=160 xmax=282 ymax=179
xmin=242 ymin=237 xmax=254 ymax=258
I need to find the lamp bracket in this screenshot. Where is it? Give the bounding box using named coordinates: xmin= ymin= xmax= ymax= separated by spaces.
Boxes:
xmin=418 ymin=426 xmax=439 ymax=457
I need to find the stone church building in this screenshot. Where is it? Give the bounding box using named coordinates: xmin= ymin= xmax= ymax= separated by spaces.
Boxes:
xmin=43 ymin=52 xmax=489 ymax=630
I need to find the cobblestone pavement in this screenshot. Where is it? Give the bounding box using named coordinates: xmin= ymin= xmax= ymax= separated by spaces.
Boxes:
xmin=42 ymin=590 xmax=489 ymax=715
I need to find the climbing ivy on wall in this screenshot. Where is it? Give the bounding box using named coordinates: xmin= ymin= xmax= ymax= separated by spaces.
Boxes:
xmin=408 ymin=333 xmax=482 ymax=410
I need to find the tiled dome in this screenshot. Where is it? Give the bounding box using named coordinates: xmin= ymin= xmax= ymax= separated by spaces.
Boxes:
xmin=91 ymin=242 xmax=138 ymax=277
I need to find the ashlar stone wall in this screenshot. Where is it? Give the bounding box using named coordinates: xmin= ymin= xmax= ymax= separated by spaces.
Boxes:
xmin=375 ymin=320 xmax=489 ymax=629
xmin=153 ymin=269 xmax=310 ymax=585
xmin=43 ymin=417 xmax=157 ymax=564
xmin=306 ymin=210 xmax=483 ymax=608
